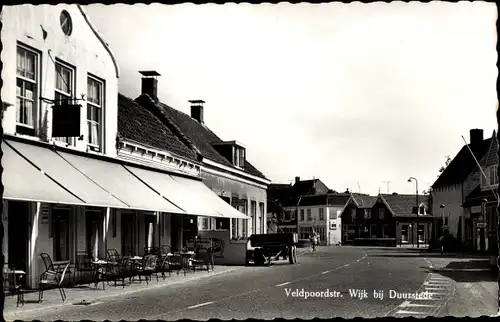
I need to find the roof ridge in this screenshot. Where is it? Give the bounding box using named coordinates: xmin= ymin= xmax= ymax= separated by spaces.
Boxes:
xmin=135 ymin=94 xmax=203 ymax=160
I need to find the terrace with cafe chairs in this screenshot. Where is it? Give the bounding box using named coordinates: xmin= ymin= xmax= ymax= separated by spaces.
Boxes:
xmin=3 ymin=238 xmax=216 ymax=308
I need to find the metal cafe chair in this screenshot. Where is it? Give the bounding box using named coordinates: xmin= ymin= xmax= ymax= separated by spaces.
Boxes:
xmin=40 ymin=252 xmax=73 ymax=284
xmin=39 ymin=262 xmax=71 ymax=302
xmin=160 ymin=245 xmax=172 ymax=257
xmin=136 ymin=254 xmax=159 ymax=284
xmin=155 ymin=255 xmax=172 ymax=280
xmin=74 ymin=251 xmax=95 ymax=285
xmin=144 ymin=246 xmax=159 ymax=256
xmin=192 ymin=247 xmax=214 ymax=272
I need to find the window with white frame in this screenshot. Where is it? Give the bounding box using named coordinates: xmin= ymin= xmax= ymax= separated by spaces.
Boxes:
xmin=318 ymin=208 xmax=325 ymax=221
xmin=401 ymin=225 xmax=409 ymax=243
xmin=489 ymin=166 xmax=498 ymax=186
xmin=418 ymin=224 xmax=425 ymax=242
xmin=329 ymin=209 xmax=338 ymax=220
xmin=87 ymin=75 xmax=104 ymax=151
xmin=233 ymin=146 xmax=245 ymax=168
xmin=201 ymin=217 xmax=209 ymax=230
xmin=259 ymin=202 xmax=265 ymax=233
xmin=307 ymin=209 xmax=312 ymax=221
xmin=54 ymin=61 xmax=75 ymax=146
xmin=16 ymin=45 xmax=39 ymax=134
xmin=290 ymin=209 xmax=296 ymax=221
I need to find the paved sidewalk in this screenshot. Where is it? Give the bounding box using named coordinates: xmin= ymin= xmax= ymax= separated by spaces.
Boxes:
xmin=4 ymin=265 xmax=243 ymax=320
xmin=425 ymin=256 xmax=499 ymax=317
xmin=5 ymin=248 xmax=310 ymax=320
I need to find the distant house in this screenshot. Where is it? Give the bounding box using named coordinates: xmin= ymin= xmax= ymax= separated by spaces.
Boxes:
xmin=297 ymin=193 xmax=351 ymax=245
xmin=463 ymin=131 xmax=498 ymax=252
xmin=431 ymin=129 xmax=492 ymax=248
xmin=133 ymin=72 xmax=270 ymax=243
xmin=267 ymin=177 xmax=330 ymax=235
xmin=341 ymin=193 xmax=432 ymax=247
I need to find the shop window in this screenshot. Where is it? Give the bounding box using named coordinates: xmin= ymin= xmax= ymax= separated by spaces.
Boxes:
xmin=401 ymin=225 xmax=409 ymax=243
xmin=201 ymin=217 xmax=209 ymax=230
xmin=418 ymin=224 xmax=425 ymax=243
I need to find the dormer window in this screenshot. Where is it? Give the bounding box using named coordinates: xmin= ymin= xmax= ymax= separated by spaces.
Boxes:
xmin=212 ymin=140 xmax=246 ymax=168
xmin=419 ymin=206 xmax=425 ymax=215
xmin=233 ymin=146 xmax=245 ymax=168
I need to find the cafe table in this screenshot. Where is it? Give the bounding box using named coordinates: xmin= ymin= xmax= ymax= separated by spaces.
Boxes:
xmin=179 ymin=251 xmax=196 ymax=272
xmin=5 ymin=268 xmax=26 ymax=307
xmin=91 ymin=259 xmax=117 ymax=290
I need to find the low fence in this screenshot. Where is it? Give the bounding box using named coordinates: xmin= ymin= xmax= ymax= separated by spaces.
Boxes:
xmin=353 ymin=238 xmax=397 ymax=247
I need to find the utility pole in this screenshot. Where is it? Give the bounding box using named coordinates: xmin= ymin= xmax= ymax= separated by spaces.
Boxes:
xmin=383 ymin=181 xmax=391 ymax=194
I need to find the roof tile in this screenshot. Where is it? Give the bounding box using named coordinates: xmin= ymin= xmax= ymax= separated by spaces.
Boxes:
xmin=133 ymin=94 xmax=268 ymax=180
xmin=117 ymin=94 xmax=197 ymax=161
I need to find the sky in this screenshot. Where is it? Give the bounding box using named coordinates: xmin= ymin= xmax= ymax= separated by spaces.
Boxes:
xmin=84 ymin=2 xmax=498 ymax=196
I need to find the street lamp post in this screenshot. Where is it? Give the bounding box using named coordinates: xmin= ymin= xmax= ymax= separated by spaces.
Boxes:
xmin=408 ymin=177 xmax=419 ymax=248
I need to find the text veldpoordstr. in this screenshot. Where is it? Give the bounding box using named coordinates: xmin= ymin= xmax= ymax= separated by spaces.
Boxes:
xmin=285 ymin=288 xmax=433 ymax=300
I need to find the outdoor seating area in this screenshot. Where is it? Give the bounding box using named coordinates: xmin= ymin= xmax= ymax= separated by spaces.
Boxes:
xmin=3 ymin=242 xmax=216 ymax=307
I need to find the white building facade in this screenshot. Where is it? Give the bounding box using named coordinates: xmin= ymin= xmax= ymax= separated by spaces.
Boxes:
xmin=1 ymin=4 xmax=120 ymax=288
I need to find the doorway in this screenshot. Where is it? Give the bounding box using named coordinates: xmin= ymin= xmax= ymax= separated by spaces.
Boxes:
xmin=52 ymin=207 xmax=71 ymax=261
xmin=8 ymin=201 xmax=30 ymax=272
xmin=85 ymin=209 xmax=102 ymax=258
xmin=121 ymin=212 xmax=136 ymax=257
xmin=170 ymin=214 xmax=182 ymax=252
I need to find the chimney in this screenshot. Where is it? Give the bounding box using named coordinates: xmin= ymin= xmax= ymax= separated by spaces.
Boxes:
xmin=189 ymin=100 xmax=205 ymax=124
xmin=295 ymin=176 xmax=300 ymax=184
xmin=470 ymin=129 xmax=484 ymax=144
xmin=139 ymin=71 xmax=161 ymax=103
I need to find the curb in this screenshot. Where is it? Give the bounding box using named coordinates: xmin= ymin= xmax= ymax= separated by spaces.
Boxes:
xmin=4 ymin=266 xmax=243 ymax=318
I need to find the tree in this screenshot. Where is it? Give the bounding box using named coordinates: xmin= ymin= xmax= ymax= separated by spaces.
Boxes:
xmin=438 ymin=155 xmax=452 ymax=175
xmin=423 ymin=155 xmax=452 ymax=196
